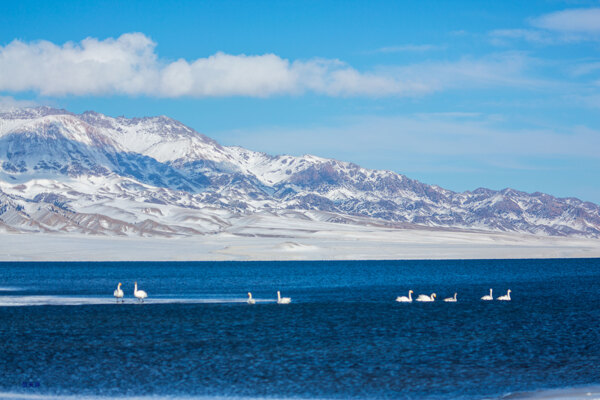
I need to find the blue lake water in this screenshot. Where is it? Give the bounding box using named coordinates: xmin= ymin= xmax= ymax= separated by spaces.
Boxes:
xmin=0 ymin=259 xmax=598 ymax=399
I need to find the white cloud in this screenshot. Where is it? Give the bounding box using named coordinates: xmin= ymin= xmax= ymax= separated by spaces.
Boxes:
xmin=0 ymin=33 xmax=159 ymax=96
xmin=491 ymin=8 xmax=600 ymax=45
xmin=531 ymin=8 xmax=600 ymax=33
xmin=0 ymin=33 xmax=536 ymax=99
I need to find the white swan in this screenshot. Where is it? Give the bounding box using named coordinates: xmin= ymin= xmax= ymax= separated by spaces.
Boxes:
xmin=481 ymin=288 xmax=493 ymax=301
xmin=416 ymin=293 xmax=436 ymax=302
xmin=134 ymin=282 xmax=147 ymax=302
xmin=277 ymin=291 xmax=291 ymax=304
xmin=497 ymin=289 xmax=511 ymax=301
xmin=247 ymin=292 xmax=256 ymax=305
xmin=444 ymin=293 xmax=457 ymax=302
xmin=113 ymin=282 xmax=124 ymax=303
xmin=396 ymin=290 xmax=413 ymax=303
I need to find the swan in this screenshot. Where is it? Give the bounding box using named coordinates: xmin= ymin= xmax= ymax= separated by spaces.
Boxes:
xmin=247 ymin=292 xmax=256 ymax=305
xmin=481 ymin=288 xmax=493 ymax=301
xmin=444 ymin=293 xmax=457 ymax=302
xmin=396 ymin=290 xmax=413 ymax=303
xmin=113 ymin=282 xmax=124 ymax=303
xmin=277 ymin=291 xmax=291 ymax=304
xmin=497 ymin=289 xmax=511 ymax=301
xmin=134 ymin=282 xmax=147 ymax=302
xmin=416 ymin=293 xmax=436 ymax=302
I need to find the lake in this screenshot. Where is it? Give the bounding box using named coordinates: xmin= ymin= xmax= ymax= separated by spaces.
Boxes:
xmin=0 ymin=259 xmax=599 ymax=399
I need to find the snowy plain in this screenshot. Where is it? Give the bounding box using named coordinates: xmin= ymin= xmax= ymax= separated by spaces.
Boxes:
xmin=2 ymin=220 xmax=599 ymax=261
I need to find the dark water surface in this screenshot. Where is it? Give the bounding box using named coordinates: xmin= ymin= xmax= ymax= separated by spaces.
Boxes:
xmin=0 ymin=259 xmax=598 ymax=399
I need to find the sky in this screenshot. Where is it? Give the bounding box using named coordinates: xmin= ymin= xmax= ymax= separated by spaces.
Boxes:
xmin=1 ymin=0 xmax=600 ymax=202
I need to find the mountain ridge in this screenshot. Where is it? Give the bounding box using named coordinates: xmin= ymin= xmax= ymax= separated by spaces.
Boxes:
xmin=1 ymin=106 xmax=599 ymax=238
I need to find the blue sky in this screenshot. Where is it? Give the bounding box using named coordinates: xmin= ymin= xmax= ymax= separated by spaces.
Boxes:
xmin=1 ymin=0 xmax=600 ymax=202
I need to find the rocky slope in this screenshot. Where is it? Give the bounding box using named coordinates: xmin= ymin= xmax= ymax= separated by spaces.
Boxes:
xmin=1 ymin=106 xmax=599 ymax=238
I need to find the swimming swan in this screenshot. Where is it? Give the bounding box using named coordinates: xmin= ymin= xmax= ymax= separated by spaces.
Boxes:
xmin=416 ymin=293 xmax=436 ymax=302
xmin=444 ymin=293 xmax=457 ymax=302
xmin=396 ymin=290 xmax=413 ymax=303
xmin=277 ymin=291 xmax=291 ymax=304
xmin=497 ymin=289 xmax=511 ymax=301
xmin=134 ymin=282 xmax=147 ymax=302
xmin=113 ymin=282 xmax=124 ymax=303
xmin=247 ymin=292 xmax=256 ymax=305
xmin=481 ymin=289 xmax=493 ymax=301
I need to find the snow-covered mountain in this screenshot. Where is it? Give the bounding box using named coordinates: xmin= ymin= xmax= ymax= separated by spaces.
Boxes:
xmin=1 ymin=106 xmax=599 ymax=238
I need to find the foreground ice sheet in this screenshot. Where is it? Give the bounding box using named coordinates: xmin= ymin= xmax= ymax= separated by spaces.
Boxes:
xmin=0 ymin=385 xmax=599 ymax=399
xmin=0 ymin=296 xmax=277 ymax=307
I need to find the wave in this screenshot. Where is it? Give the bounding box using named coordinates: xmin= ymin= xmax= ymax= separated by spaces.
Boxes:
xmin=0 ymin=296 xmax=277 ymax=307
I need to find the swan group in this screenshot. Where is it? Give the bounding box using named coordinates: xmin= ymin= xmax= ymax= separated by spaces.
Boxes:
xmin=247 ymin=291 xmax=292 ymax=304
xmin=482 ymin=288 xmax=511 ymax=301
xmin=245 ymin=291 xmax=292 ymax=304
xmin=112 ymin=283 xmax=512 ymax=305
xmin=112 ymin=282 xmax=145 ymax=303
xmin=394 ymin=289 xmax=512 ymax=303
xmin=110 ymin=282 xmax=149 ymax=303
xmin=111 ymin=284 xmax=293 ymax=305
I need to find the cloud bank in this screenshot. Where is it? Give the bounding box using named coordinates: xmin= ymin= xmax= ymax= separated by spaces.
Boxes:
xmin=0 ymin=33 xmax=532 ymax=98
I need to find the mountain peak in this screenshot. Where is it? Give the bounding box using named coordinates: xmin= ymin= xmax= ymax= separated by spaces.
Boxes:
xmin=0 ymin=106 xmax=73 ymax=120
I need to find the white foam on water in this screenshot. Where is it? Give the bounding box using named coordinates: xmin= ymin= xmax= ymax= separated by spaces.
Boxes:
xmin=492 ymin=385 xmax=600 ymax=400
xmin=1 ymin=386 xmax=598 ymax=400
xmin=0 ymin=393 xmax=323 ymax=400
xmin=0 ymin=287 xmax=22 ymax=291
xmin=0 ymin=296 xmax=277 ymax=307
